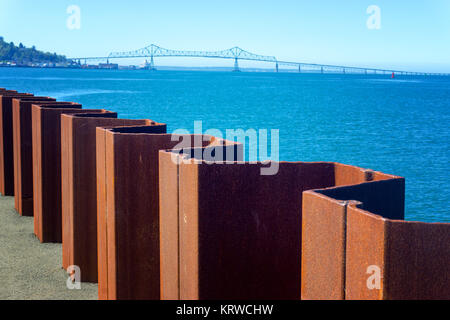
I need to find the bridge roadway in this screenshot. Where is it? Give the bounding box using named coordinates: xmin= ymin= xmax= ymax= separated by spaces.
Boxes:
xmin=72 ymin=44 xmax=449 ymax=76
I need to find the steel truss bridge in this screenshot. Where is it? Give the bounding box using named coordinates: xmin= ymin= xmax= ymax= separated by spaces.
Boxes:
xmin=72 ymin=44 xmax=448 ymax=76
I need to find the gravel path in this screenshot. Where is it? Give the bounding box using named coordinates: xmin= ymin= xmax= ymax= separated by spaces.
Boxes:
xmin=0 ymin=195 xmax=97 ymax=300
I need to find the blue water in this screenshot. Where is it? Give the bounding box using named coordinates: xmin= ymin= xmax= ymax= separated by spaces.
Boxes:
xmin=1 ymin=67 xmax=449 ymax=223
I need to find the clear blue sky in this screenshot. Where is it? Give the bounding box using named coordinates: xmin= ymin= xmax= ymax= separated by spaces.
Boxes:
xmin=1 ymin=0 xmax=449 ymax=72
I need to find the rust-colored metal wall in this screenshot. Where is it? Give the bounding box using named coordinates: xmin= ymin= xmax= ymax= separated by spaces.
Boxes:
xmin=1 ymin=87 xmax=447 ymax=301
xmin=346 ymin=204 xmax=450 ymax=300
xmin=301 ymin=170 xmax=405 ymax=300
xmin=302 ymin=173 xmax=405 ymax=300
xmin=159 ymin=141 xmax=242 ymax=300
xmin=61 ymin=114 xmax=165 ymax=284
xmin=345 ymin=205 xmax=388 ymax=300
xmin=96 ymin=130 xmax=220 ymax=300
xmin=317 ymin=177 xmax=405 ymax=221
xmin=160 ymin=153 xmax=355 ymax=300
xmin=159 ymin=151 xmax=180 ymax=300
xmin=302 ymin=172 xmax=449 ymax=300
xmin=185 ymin=162 xmax=339 ymax=300
xmin=301 ymin=191 xmax=348 ymax=300
xmin=32 ymin=105 xmax=114 ymax=243
xmin=383 ymin=219 xmax=450 ymax=300
xmin=0 ymin=93 xmax=33 ymax=196
xmin=160 ymin=156 xmax=430 ymax=301
xmin=13 ymin=100 xmax=85 ymax=216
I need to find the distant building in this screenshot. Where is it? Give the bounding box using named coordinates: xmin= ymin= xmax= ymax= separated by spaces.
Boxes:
xmin=81 ymin=64 xmax=99 ymax=69
xmin=119 ymin=65 xmax=137 ymax=70
xmin=99 ymin=63 xmax=119 ymax=70
xmin=139 ymin=60 xmax=156 ymax=70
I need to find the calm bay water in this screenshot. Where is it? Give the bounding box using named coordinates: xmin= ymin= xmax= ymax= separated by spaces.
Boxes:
xmin=1 ymin=67 xmax=449 ymax=222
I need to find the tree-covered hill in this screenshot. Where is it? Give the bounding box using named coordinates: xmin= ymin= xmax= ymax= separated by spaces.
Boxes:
xmin=0 ymin=37 xmax=67 ymax=64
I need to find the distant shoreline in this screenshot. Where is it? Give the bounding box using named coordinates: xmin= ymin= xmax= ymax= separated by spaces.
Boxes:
xmin=0 ymin=65 xmax=81 ymax=69
xmin=1 ymin=65 xmax=449 ymax=76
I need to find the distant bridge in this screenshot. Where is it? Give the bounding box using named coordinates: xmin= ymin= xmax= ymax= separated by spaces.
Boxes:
xmin=72 ymin=44 xmax=449 ymax=76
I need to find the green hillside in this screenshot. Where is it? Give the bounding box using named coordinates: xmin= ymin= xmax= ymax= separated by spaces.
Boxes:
xmin=0 ymin=37 xmax=67 ymax=64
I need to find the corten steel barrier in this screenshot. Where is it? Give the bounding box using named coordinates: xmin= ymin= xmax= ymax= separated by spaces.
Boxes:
xmin=159 ymin=142 xmax=243 ymax=300
xmin=61 ymin=114 xmax=166 ymax=283
xmin=0 ymin=92 xmax=34 ymax=196
xmin=347 ymin=207 xmax=450 ymax=300
xmin=158 ymin=156 xmax=407 ymax=300
xmin=96 ymin=128 xmax=232 ymax=300
xmin=302 ymin=177 xmax=449 ymax=300
xmin=13 ymin=99 xmax=85 ymax=216
xmin=302 ymin=168 xmax=450 ymax=300
xmin=159 ymin=152 xmax=383 ymax=300
xmin=2 ymin=88 xmax=448 ymax=301
xmin=301 ymin=166 xmax=405 ymax=300
xmin=32 ymin=105 xmax=115 ymax=243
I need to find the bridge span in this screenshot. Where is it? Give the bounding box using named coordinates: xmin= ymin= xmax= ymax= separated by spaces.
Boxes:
xmin=72 ymin=44 xmax=448 ymax=76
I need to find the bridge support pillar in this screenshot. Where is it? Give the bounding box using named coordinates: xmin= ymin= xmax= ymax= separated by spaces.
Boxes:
xmin=275 ymin=63 xmax=279 ymax=73
xmin=298 ymin=65 xmax=301 ymax=73
xmin=233 ymin=58 xmax=240 ymax=72
xmin=150 ymin=55 xmax=156 ymax=71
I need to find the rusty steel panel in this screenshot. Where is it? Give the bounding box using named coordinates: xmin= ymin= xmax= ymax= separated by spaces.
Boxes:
xmin=178 ymin=159 xmax=199 ymax=300
xmin=161 ymin=158 xmax=341 ymax=300
xmin=159 ymin=141 xmax=242 ymax=300
xmin=0 ymin=90 xmax=18 ymax=94
xmin=97 ymin=129 xmax=196 ymax=300
xmin=302 ymin=172 xmax=405 ymax=300
xmin=32 ymin=105 xmax=114 ymax=243
xmin=300 ymin=165 xmax=382 ymax=300
xmin=159 ymin=151 xmax=182 ymax=300
xmin=185 ymin=162 xmax=337 ymax=300
xmin=96 ymin=130 xmax=225 ymax=300
xmin=318 ymin=177 xmax=405 ymax=221
xmin=301 ymin=191 xmax=347 ymax=300
xmin=97 ymin=128 xmax=174 ymax=300
xmin=96 ymin=127 xmax=109 ymax=299
xmin=60 ymin=114 xmax=165 ymax=284
xmin=333 ymin=163 xmax=369 ymax=186
xmin=333 ymin=164 xmax=398 ymax=186
xmin=0 ymin=93 xmax=34 ymax=196
xmin=13 ymin=99 xmax=79 ymax=216
xmin=96 ymin=123 xmax=166 ymax=299
xmin=346 ymin=204 xmax=450 ymax=300
xmin=345 ymin=205 xmax=387 ymax=300
xmin=301 ymin=170 xmax=450 ymax=300
xmin=383 ymin=220 xmax=450 ymax=300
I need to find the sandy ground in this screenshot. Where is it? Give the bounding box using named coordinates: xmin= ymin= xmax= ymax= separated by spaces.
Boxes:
xmin=0 ymin=195 xmax=97 ymax=300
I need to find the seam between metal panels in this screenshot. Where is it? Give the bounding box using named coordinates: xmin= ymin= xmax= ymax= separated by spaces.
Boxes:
xmin=177 ymin=161 xmax=180 ymax=300
xmin=382 ymin=220 xmax=389 ymax=300
xmin=343 ymin=201 xmax=348 ymax=300
xmin=103 ymin=132 xmax=109 ymax=300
